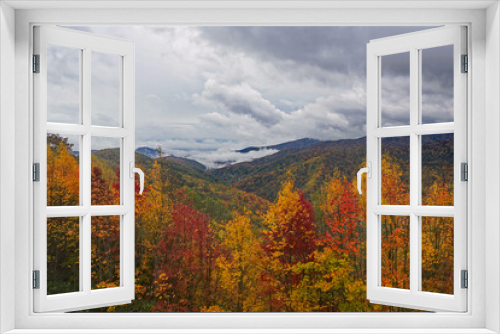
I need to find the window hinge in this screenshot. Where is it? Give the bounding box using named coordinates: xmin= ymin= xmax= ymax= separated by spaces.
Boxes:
xmin=461 ymin=162 xmax=468 ymax=181
xmin=461 ymin=54 xmax=468 ymax=73
xmin=33 ymin=163 xmax=40 ymax=182
xmin=33 ymin=270 xmax=40 ymax=289
xmin=33 ymin=54 xmax=40 ymax=73
xmin=461 ymin=270 xmax=468 ymax=289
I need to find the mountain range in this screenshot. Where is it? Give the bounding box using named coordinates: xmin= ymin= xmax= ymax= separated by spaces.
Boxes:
xmin=236 ymin=138 xmax=320 ymax=153
xmin=136 ymin=137 xmax=323 ymax=170
xmin=93 ymin=134 xmax=451 ymax=206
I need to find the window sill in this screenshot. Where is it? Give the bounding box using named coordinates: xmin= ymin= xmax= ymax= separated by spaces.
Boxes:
xmin=4 ymin=330 xmax=498 ymax=334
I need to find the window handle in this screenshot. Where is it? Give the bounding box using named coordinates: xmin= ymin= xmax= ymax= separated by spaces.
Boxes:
xmin=357 ymin=162 xmax=372 ymax=195
xmin=129 ymin=162 xmax=145 ymax=195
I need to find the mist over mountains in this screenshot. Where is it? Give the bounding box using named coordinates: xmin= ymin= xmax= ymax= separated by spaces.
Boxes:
xmin=136 ymin=137 xmax=324 ymax=169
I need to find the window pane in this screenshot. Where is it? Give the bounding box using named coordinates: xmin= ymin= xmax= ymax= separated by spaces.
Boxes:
xmin=381 ymin=215 xmax=410 ymax=290
xmin=47 ymin=44 xmax=80 ymax=124
xmin=47 ymin=133 xmax=80 ymax=206
xmin=47 ymin=217 xmax=80 ymax=295
xmin=381 ymin=137 xmax=410 ymax=205
xmin=91 ymin=215 xmax=120 ymax=290
xmin=92 ymin=52 xmax=121 ymax=127
xmin=422 ymin=216 xmax=454 ymax=294
xmin=91 ymin=137 xmax=121 ymax=206
xmin=421 ymin=134 xmax=454 ymax=206
xmin=381 ymin=52 xmax=410 ymax=127
xmin=421 ymin=45 xmax=454 ymax=124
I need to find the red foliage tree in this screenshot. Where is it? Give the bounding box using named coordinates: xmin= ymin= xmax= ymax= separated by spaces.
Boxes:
xmin=153 ymin=191 xmax=218 ymax=312
xmin=321 ymin=179 xmax=359 ymax=255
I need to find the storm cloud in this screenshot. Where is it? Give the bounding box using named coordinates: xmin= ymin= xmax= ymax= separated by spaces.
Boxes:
xmin=57 ymin=26 xmax=454 ymax=166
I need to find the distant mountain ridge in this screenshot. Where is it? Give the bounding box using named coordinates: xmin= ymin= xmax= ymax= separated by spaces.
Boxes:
xmin=91 ymin=134 xmax=452 ymax=204
xmin=135 ymin=138 xmax=322 ymax=169
xmin=208 ymin=137 xmax=367 ymax=201
xmin=136 ymin=147 xmax=159 ymax=158
xmin=134 ymin=138 xmax=321 ymax=169
xmin=236 ymin=138 xmax=320 ymax=153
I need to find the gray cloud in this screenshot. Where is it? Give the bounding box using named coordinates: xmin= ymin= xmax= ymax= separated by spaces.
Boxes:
xmin=47 ymin=44 xmax=81 ymax=124
xmin=198 ymin=26 xmax=435 ymax=77
xmin=194 ymin=79 xmax=284 ymax=126
xmin=59 ymin=25 xmax=455 ymax=166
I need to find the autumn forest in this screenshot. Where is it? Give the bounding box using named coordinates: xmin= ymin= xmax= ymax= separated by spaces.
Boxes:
xmin=46 ymin=133 xmax=454 ymax=312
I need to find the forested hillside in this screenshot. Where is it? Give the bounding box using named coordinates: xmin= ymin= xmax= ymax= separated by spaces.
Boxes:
xmin=46 ymin=134 xmax=454 ymax=312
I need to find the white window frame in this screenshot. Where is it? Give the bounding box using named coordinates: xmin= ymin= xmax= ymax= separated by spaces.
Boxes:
xmin=366 ymin=26 xmax=467 ymax=312
xmin=33 ymin=25 xmax=136 ymax=312
xmin=1 ymin=1 xmax=499 ymax=333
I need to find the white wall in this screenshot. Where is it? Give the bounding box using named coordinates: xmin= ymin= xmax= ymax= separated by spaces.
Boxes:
xmin=0 ymin=2 xmax=16 ymax=333
xmin=486 ymin=2 xmax=500 ymax=333
xmin=4 ymin=4 xmax=493 ymax=332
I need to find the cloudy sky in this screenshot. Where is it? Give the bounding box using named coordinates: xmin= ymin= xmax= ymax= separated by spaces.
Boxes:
xmin=49 ymin=26 xmax=453 ymax=168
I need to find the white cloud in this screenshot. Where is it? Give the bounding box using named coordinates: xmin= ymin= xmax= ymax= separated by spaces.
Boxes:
xmin=187 ymin=148 xmax=279 ymax=169
xmin=194 ymin=79 xmax=285 ymax=126
xmin=60 ymin=26 xmax=441 ymax=167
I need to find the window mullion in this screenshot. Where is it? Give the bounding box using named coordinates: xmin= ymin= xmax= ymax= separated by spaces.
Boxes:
xmin=82 ymin=47 xmax=92 ymax=294
xmin=372 ymin=205 xmax=454 ymax=217
xmin=409 ymin=47 xmax=420 ymax=295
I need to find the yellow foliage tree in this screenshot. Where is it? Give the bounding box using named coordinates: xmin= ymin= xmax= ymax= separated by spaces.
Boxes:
xmin=262 ymin=180 xmax=317 ymax=311
xmin=216 ymin=211 xmax=267 ymax=312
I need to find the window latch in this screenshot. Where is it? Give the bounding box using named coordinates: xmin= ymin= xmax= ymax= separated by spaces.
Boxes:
xmin=357 ymin=162 xmax=372 ymax=195
xmin=129 ymin=162 xmax=145 ymax=195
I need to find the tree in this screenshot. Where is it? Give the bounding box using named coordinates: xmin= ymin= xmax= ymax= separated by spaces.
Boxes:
xmin=381 ymin=155 xmax=410 ymax=206
xmin=216 ymin=211 xmax=267 ymax=312
xmin=261 ymin=180 xmax=318 ymax=311
xmin=320 ymin=173 xmax=360 ymax=255
xmin=47 ymin=138 xmax=79 ymax=206
xmin=46 ymin=137 xmax=80 ymax=294
xmin=136 ymin=159 xmax=171 ymax=303
xmin=421 ymin=182 xmax=454 ymax=294
xmin=153 ymin=192 xmax=218 ymax=312
xmin=90 ymin=162 xmax=120 ymax=289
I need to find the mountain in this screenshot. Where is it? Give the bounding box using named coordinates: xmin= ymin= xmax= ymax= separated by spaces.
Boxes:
xmin=72 ymin=150 xmax=99 ymax=156
xmin=135 ymin=148 xmax=206 ymax=171
xmin=136 ymin=147 xmax=159 ymax=158
xmin=162 ymin=156 xmax=207 ymax=171
xmin=85 ymin=133 xmax=454 ymax=231
xmin=208 ymin=134 xmax=453 ymax=202
xmin=134 ymin=138 xmax=320 ymax=170
xmin=92 ymin=134 xmax=453 ymax=204
xmin=92 ymin=148 xmax=269 ymax=223
xmin=236 ymin=138 xmax=320 ymax=153
xmin=209 ymin=137 xmax=367 ymax=201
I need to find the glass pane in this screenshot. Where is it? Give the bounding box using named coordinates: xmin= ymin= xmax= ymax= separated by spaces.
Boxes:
xmin=91 ymin=137 xmax=121 ymax=206
xmin=381 ymin=137 xmax=410 ymax=205
xmin=421 ymin=45 xmax=454 ymax=124
xmin=381 ymin=52 xmax=410 ymax=127
xmin=422 ymin=134 xmax=454 ymax=206
xmin=47 ymin=217 xmax=80 ymax=295
xmin=91 ymin=215 xmax=120 ymax=290
xmin=422 ymin=216 xmax=454 ymax=294
xmin=47 ymin=44 xmax=80 ymax=124
xmin=47 ymin=133 xmax=80 ymax=206
xmin=92 ymin=52 xmax=121 ymax=127
xmin=381 ymin=215 xmax=410 ymax=290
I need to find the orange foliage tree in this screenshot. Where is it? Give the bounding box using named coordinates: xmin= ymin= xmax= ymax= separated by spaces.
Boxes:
xmin=216 ymin=211 xmax=267 ymax=312
xmin=261 ymin=180 xmax=318 ymax=311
